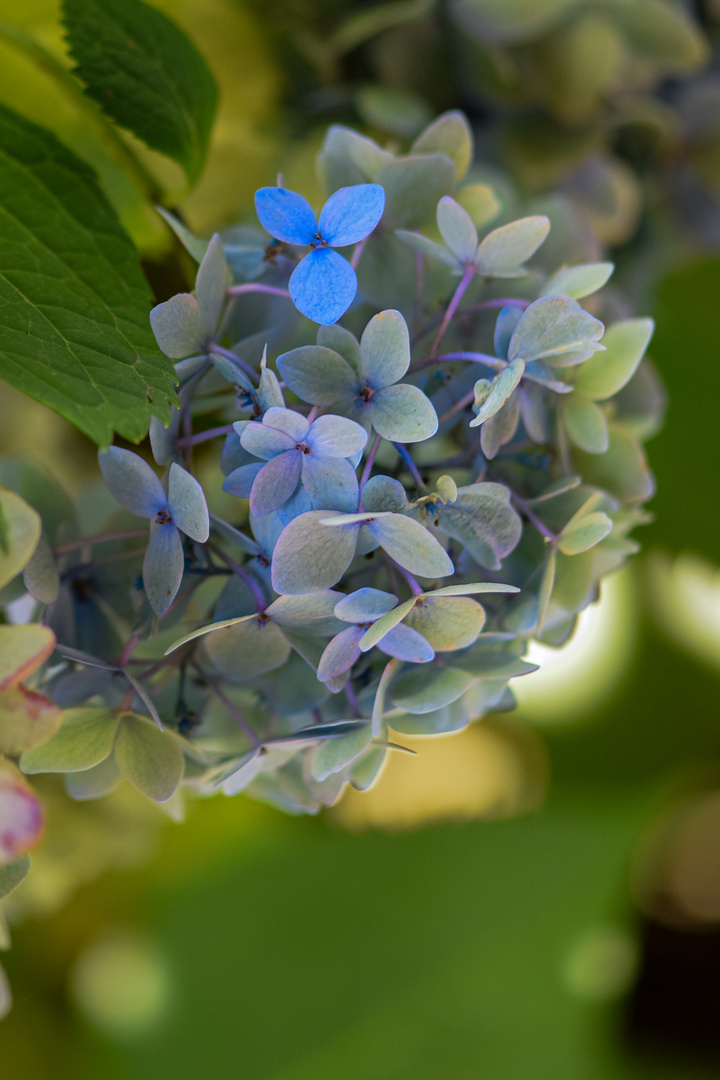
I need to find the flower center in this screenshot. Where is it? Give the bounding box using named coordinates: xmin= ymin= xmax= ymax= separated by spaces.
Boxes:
xmin=295 ymin=441 xmax=311 ymax=454
xmin=358 ymin=385 xmax=373 ymax=403
xmin=156 ymin=509 xmax=172 ymax=525
xmin=309 ymin=232 xmax=328 ymax=250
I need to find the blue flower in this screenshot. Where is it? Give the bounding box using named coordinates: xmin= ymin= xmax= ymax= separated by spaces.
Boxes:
xmin=98 ymin=448 xmax=209 ymax=615
xmin=254 ymin=184 xmax=385 ymax=325
xmin=223 ymin=406 xmax=368 ymax=516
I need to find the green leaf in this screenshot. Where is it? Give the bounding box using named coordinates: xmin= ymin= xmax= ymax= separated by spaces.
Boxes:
xmin=309 ymin=725 xmax=373 ymax=782
xmin=22 ymin=531 xmax=59 ymax=604
xmin=412 ymin=110 xmax=473 ymax=181
xmin=475 ymin=216 xmax=550 ymax=277
xmin=64 ymin=755 xmax=121 ymax=800
xmin=377 ymin=154 xmax=455 ymax=229
xmin=541 ymin=262 xmax=614 ymax=300
xmin=62 ymin=0 xmax=218 ymax=184
xmin=456 ymin=183 xmax=500 ymax=228
xmin=390 ymin=665 xmax=474 ymax=714
xmin=571 ymin=319 xmax=654 ymax=401
xmin=536 ymin=548 xmax=556 ymax=636
xmin=114 ymin=713 xmax=184 ymax=802
xmin=572 ymin=424 xmax=654 ymax=504
xmin=394 ymin=229 xmax=459 ymax=269
xmin=558 ymin=511 xmax=613 ymax=556
xmin=20 ymin=707 xmax=120 ymax=773
xmin=0 ymin=625 xmax=55 ymax=691
xmin=560 ymin=394 xmax=609 ymax=454
xmin=0 ymin=488 xmax=40 ymax=591
xmin=358 ymin=597 xmax=417 ymax=653
xmin=0 ymin=104 xmax=177 ymax=444
xmin=0 ymin=854 xmax=29 ymax=900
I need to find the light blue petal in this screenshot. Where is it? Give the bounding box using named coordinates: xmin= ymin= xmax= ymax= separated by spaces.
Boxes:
xmin=307 ymin=414 xmax=368 ymax=457
xmin=317 ymin=625 xmax=364 ymax=681
xmin=254 ymin=187 xmax=317 ymax=246
xmin=318 ymin=184 xmax=385 ymax=247
xmin=271 ymin=511 xmax=358 ymax=594
xmin=334 ymin=587 xmax=397 ymax=623
xmin=370 ymin=383 xmax=438 ymax=443
xmin=98 ymin=447 xmax=166 ymax=518
xmin=222 ymin=463 xmax=263 ymax=498
xmin=289 ymin=249 xmax=357 ymax=326
xmin=262 ymin=406 xmax=309 ymax=442
xmin=301 ymin=454 xmax=359 ymax=513
xmin=359 ymin=309 xmax=410 ymax=389
xmin=167 ymin=463 xmax=210 ymax=542
xmin=369 ymin=513 xmax=453 ymax=578
xmin=493 ymin=306 xmax=523 ymax=361
xmin=149 ymin=294 xmax=206 ymax=359
xmin=240 ymin=421 xmax=296 ymax=460
xmin=221 ymin=429 xmax=256 ymax=475
xmin=276 ymin=487 xmax=313 ymax=525
xmin=276 ymin=346 xmax=359 ymax=406
xmin=250 ymin=452 xmax=302 ymax=516
xmin=143 ymin=524 xmax=184 ymax=615
xmin=378 ymin=623 xmax=434 ymax=663
xmin=195 ymin=233 xmax=227 ymax=337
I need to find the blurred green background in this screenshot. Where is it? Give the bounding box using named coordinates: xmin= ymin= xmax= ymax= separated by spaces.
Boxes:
xmin=3 ymin=0 xmax=720 ymax=1076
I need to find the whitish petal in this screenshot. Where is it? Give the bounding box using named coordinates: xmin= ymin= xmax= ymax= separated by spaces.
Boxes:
xmin=195 ymin=234 xmax=227 ymax=338
xmin=222 ymin=463 xmax=263 ymax=498
xmin=254 ymin=187 xmax=317 ymax=245
xmin=289 ymin=249 xmax=357 ymax=326
xmin=302 ymin=454 xmax=359 ymax=513
xmin=334 ymin=588 xmax=397 ymax=623
xmin=262 ymin=406 xmax=310 ymax=441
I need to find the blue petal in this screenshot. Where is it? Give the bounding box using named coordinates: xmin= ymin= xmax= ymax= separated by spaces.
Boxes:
xmin=254 ymin=187 xmax=317 ymax=246
xmin=318 ymin=184 xmax=385 ymax=247
xmin=167 ymin=463 xmax=209 ymax=542
xmin=223 ymin=462 xmax=264 ymax=497
xmin=494 ymin=306 xmax=523 ymax=361
xmin=317 ymin=625 xmax=364 ymax=682
xmin=250 ymin=452 xmax=302 ymax=516
xmin=143 ymin=524 xmax=184 ymax=615
xmin=289 ymin=249 xmax=357 ymax=326
xmin=378 ymin=623 xmax=434 ymax=663
xmin=98 ymin=447 xmax=166 ymax=519
xmin=262 ymin=406 xmax=309 ymax=442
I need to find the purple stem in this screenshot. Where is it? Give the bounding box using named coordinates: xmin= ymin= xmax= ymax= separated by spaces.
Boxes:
xmin=227 ymin=283 xmax=292 ymax=299
xmin=385 ymin=554 xmax=424 ymax=596
xmin=464 ymin=298 xmax=531 ymax=313
xmin=392 ymin=442 xmax=425 ymax=491
xmin=437 ymin=389 xmax=475 ymax=427
xmin=350 ymin=237 xmax=367 ymax=270
xmin=410 ymin=351 xmax=506 ymax=375
xmin=511 ymin=493 xmax=557 ymax=542
xmin=176 ymin=424 xmax=235 ymax=448
xmin=358 ymin=434 xmax=382 ymax=505
xmin=430 ymin=264 xmax=475 ymax=358
xmin=54 ymin=530 xmax=147 ymax=555
xmin=207 ymin=543 xmax=267 ymax=613
xmin=209 ymin=343 xmax=259 ymax=384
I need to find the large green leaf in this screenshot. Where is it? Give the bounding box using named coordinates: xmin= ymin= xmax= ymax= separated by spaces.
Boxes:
xmin=0 ymin=104 xmax=177 ymax=445
xmin=114 ymin=713 xmax=184 ymax=802
xmin=62 ymin=0 xmax=218 ymax=184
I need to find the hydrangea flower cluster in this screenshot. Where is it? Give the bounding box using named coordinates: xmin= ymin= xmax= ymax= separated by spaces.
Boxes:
xmin=1 ymin=112 xmax=661 ymax=828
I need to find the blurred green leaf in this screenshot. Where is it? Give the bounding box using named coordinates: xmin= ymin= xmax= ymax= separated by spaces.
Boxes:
xmin=62 ymin=0 xmax=218 ymax=184
xmin=0 ymin=488 xmax=40 ymax=591
xmin=0 ymin=854 xmax=29 ymax=900
xmin=560 ymin=394 xmax=609 ymax=454
xmin=0 ymin=104 xmax=177 ymax=444
xmin=558 ymin=511 xmax=613 ymax=556
xmin=114 ymin=713 xmax=184 ymax=802
xmin=20 ymin=707 xmax=119 ymax=773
